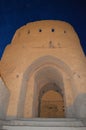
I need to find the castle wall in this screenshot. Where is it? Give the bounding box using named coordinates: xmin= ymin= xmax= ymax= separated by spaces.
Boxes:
xmin=0 ymin=20 xmax=86 ymax=118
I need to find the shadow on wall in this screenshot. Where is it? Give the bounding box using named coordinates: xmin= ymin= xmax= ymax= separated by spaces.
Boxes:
xmin=73 ymin=93 xmax=86 ymax=118
xmin=0 ymin=77 xmax=10 ymax=119
xmin=67 ymin=93 xmax=86 ymax=118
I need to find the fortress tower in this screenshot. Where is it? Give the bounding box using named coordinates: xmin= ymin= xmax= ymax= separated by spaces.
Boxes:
xmin=0 ymin=20 xmax=86 ymax=121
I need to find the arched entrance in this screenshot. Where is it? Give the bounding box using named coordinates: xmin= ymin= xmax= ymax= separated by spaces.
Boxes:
xmin=39 ymin=90 xmax=65 ymax=118
xmin=18 ymin=56 xmax=75 ymax=118
xmin=33 ymin=66 xmax=66 ymax=118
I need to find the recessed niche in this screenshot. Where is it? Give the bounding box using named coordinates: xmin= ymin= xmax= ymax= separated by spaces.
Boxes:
xmin=64 ymin=30 xmax=66 ymax=33
xmin=49 ymin=41 xmax=54 ymax=48
xmin=16 ymin=74 xmax=19 ymax=78
xmin=51 ymin=29 xmax=55 ymax=32
xmin=28 ymin=30 xmax=30 ymax=34
xmin=57 ymin=43 xmax=61 ymax=48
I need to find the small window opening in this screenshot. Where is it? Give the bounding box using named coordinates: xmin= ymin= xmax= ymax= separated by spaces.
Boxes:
xmin=51 ymin=29 xmax=55 ymax=32
xmin=39 ymin=29 xmax=42 ymax=32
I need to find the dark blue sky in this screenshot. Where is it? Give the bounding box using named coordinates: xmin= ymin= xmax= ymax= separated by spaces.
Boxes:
xmin=0 ymin=0 xmax=86 ymax=58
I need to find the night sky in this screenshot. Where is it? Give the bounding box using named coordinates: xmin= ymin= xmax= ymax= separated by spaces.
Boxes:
xmin=0 ymin=0 xmax=86 ymax=58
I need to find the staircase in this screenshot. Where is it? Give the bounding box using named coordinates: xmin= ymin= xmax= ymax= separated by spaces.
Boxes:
xmin=0 ymin=118 xmax=86 ymax=130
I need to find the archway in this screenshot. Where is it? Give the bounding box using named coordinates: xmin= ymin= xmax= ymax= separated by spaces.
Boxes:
xmin=32 ymin=66 xmax=66 ymax=118
xmin=39 ymin=86 xmax=65 ymax=118
xmin=18 ymin=56 xmax=75 ymax=118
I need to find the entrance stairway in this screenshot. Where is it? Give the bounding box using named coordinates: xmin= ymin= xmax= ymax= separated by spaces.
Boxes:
xmin=0 ymin=118 xmax=86 ymax=130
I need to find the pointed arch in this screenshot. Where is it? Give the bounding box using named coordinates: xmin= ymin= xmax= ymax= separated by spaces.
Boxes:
xmin=17 ymin=55 xmax=75 ymax=118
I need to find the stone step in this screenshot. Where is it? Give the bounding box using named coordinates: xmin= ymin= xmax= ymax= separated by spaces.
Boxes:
xmin=0 ymin=118 xmax=85 ymax=127
xmin=2 ymin=126 xmax=86 ymax=130
xmin=0 ymin=118 xmax=86 ymax=130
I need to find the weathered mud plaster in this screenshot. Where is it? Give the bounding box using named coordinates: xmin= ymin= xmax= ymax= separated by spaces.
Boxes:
xmin=0 ymin=20 xmax=86 ymax=119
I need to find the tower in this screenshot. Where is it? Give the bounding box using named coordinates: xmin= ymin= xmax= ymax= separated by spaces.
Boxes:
xmin=0 ymin=20 xmax=86 ymax=121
